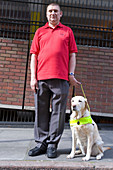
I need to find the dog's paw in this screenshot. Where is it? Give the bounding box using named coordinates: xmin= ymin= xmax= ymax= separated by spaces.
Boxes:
xmin=82 ymin=156 xmax=90 ymax=161
xmin=75 ymin=150 xmax=82 ymax=155
xmin=96 ymin=153 xmax=103 ymax=160
xmin=67 ymin=153 xmax=75 ymax=159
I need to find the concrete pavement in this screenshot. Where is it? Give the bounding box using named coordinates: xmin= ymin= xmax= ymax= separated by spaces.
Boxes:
xmin=0 ymin=127 xmax=113 ymax=169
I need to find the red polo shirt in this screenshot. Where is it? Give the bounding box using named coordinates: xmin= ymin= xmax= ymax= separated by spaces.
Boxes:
xmin=30 ymin=22 xmax=78 ymax=81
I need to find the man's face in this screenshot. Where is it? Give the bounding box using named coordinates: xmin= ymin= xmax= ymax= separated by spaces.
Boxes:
xmin=46 ymin=5 xmax=62 ymax=26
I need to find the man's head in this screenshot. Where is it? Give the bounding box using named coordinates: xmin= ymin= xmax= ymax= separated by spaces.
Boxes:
xmin=46 ymin=3 xmax=62 ymax=27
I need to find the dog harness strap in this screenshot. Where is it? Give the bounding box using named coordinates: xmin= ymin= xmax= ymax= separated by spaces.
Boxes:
xmin=80 ymin=84 xmax=90 ymax=113
xmin=70 ymin=116 xmax=92 ymax=126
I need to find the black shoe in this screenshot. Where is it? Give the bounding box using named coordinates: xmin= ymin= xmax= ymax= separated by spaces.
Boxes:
xmin=28 ymin=145 xmax=47 ymax=157
xmin=47 ymin=147 xmax=57 ymax=158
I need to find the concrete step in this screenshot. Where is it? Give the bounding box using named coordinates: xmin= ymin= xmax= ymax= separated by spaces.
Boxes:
xmin=0 ymin=160 xmax=113 ymax=170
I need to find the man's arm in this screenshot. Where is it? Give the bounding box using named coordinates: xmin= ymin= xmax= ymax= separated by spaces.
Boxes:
xmin=30 ymin=53 xmax=38 ymax=93
xmin=69 ymin=53 xmax=81 ymax=86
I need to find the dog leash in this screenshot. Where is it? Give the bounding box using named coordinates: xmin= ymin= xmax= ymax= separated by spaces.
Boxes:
xmin=80 ymin=83 xmax=90 ymax=113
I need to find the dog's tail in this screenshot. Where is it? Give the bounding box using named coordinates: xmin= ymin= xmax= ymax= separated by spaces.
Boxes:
xmin=103 ymin=147 xmax=112 ymax=151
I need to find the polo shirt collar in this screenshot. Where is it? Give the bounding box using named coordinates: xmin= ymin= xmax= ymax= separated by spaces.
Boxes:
xmin=44 ymin=22 xmax=63 ymax=29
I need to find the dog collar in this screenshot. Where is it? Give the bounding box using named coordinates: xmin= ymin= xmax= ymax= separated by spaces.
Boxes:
xmin=70 ymin=116 xmax=92 ymax=126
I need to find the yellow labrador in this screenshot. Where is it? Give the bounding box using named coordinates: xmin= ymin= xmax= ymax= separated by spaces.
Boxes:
xmin=67 ymin=96 xmax=104 ymax=161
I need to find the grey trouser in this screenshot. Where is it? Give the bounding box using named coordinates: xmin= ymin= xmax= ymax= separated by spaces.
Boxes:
xmin=34 ymin=79 xmax=69 ymax=148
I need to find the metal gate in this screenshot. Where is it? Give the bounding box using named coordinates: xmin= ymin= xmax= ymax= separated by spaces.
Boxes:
xmin=0 ymin=0 xmax=113 ymax=47
xmin=0 ymin=0 xmax=113 ymax=126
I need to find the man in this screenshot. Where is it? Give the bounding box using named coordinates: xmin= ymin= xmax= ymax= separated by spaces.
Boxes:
xmin=28 ymin=3 xmax=81 ymax=158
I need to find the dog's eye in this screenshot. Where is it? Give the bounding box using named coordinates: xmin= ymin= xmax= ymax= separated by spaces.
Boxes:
xmin=72 ymin=100 xmax=74 ymax=103
xmin=79 ymin=100 xmax=82 ymax=102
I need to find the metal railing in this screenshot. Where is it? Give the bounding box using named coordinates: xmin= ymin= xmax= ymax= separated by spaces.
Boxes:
xmin=0 ymin=108 xmax=113 ymax=128
xmin=0 ymin=108 xmax=35 ymax=127
xmin=0 ymin=0 xmax=113 ymax=48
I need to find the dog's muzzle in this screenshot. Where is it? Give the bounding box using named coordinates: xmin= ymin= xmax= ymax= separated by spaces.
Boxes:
xmin=73 ymin=105 xmax=76 ymax=111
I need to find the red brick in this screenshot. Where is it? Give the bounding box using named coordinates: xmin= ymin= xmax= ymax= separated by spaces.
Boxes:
xmin=10 ymin=69 xmax=21 ymax=73
xmin=11 ymin=102 xmax=22 ymax=105
xmin=2 ymin=93 xmax=13 ymax=98
xmin=8 ymin=90 xmax=18 ymax=94
xmin=105 ymin=52 xmax=113 ymax=56
xmin=12 ymin=47 xmax=23 ymax=51
xmin=0 ymin=89 xmax=6 ymax=93
xmin=0 ymin=42 xmax=7 ymax=46
xmin=0 ymin=97 xmax=7 ymax=101
xmin=16 ymin=58 xmax=25 ymax=62
xmin=13 ymin=40 xmax=24 ymax=44
xmin=3 ymin=86 xmax=13 ymax=90
xmin=7 ymin=43 xmax=17 ymax=47
xmin=2 ymin=101 xmax=12 ymax=105
xmin=0 ymin=50 xmax=6 ymax=53
xmin=4 ymin=71 xmax=15 ymax=76
xmin=2 ymin=39 xmax=13 ymax=43
xmin=17 ymin=51 xmax=27 ymax=55
xmin=6 ymin=58 xmax=16 ymax=62
xmin=5 ymin=64 xmax=15 ymax=69
xmin=6 ymin=50 xmax=17 ymax=54
xmin=1 ymin=46 xmax=12 ymax=50
xmin=14 ymin=73 xmax=25 ymax=77
xmin=1 ymin=53 xmax=11 ymax=57
xmin=0 ymin=75 xmax=9 ymax=79
xmin=7 ymin=97 xmax=17 ymax=101
xmin=17 ymin=44 xmax=28 ymax=48
xmin=24 ymin=41 xmax=29 ymax=45
xmin=16 ymin=65 xmax=26 ymax=69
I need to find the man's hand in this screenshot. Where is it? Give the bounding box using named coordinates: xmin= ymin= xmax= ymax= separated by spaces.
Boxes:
xmin=30 ymin=77 xmax=38 ymax=93
xmin=69 ymin=75 xmax=81 ymax=87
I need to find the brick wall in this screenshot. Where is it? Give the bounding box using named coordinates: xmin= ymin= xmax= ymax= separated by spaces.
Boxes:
xmin=75 ymin=46 xmax=113 ymax=114
xmin=0 ymin=38 xmax=113 ymax=114
xmin=0 ymin=38 xmax=29 ymax=106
